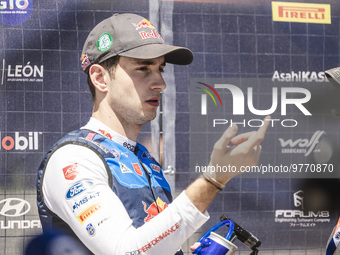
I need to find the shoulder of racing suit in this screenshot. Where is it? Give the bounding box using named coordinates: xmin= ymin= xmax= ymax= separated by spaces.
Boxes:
xmin=37 ymin=128 xmax=172 ymax=232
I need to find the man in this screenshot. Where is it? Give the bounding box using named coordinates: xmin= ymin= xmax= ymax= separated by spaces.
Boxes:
xmin=37 ymin=13 xmax=270 ymax=254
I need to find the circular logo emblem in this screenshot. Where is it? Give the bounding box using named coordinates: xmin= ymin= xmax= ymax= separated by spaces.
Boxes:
xmin=0 ymin=198 xmax=31 ymax=217
xmin=97 ymin=33 xmax=113 ymax=52
xmin=0 ymin=0 xmax=34 ymax=26
xmin=86 ymin=223 xmax=95 ymax=236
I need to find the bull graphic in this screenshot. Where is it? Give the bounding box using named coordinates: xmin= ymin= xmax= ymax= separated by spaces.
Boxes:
xmin=142 ymin=197 xmax=168 ymax=222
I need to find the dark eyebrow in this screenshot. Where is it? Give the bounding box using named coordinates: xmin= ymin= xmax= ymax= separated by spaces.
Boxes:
xmin=133 ymin=59 xmax=166 ymax=67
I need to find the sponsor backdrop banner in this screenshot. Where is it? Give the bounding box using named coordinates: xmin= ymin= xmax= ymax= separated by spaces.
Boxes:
xmin=190 ymin=78 xmax=340 ymax=179
xmin=0 ymin=0 xmax=339 ymax=254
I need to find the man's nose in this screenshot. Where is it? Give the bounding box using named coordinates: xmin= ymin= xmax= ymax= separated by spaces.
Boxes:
xmin=151 ymin=72 xmax=167 ymax=91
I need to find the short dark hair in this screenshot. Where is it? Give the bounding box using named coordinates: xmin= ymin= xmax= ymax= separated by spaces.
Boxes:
xmin=87 ymin=56 xmax=120 ymax=101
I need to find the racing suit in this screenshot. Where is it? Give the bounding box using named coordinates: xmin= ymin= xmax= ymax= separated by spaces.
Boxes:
xmin=326 ymin=217 xmax=340 ymax=255
xmin=37 ymin=117 xmax=209 ymax=254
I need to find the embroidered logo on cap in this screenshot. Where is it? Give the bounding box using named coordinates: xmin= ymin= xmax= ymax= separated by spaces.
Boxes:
xmin=139 ymin=30 xmax=163 ymax=40
xmin=132 ymin=18 xmax=163 ymax=41
xmin=97 ymin=33 xmax=113 ymax=52
xmin=81 ymin=54 xmax=91 ymax=71
xmin=132 ymin=18 xmax=156 ymax=30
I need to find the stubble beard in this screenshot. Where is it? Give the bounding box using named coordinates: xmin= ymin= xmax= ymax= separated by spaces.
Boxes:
xmin=114 ymin=103 xmax=157 ymax=127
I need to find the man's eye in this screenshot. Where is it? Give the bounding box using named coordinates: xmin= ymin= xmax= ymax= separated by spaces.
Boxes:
xmin=159 ymin=67 xmax=165 ymax=73
xmin=138 ymin=67 xmax=148 ymax=71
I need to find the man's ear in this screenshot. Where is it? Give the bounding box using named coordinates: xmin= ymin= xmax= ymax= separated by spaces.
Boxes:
xmin=89 ymin=64 xmax=109 ymax=93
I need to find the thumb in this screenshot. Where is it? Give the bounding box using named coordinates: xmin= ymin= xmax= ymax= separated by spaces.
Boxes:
xmin=190 ymin=242 xmax=201 ymax=252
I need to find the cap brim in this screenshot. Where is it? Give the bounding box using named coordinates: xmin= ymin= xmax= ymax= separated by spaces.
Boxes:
xmin=325 ymin=67 xmax=340 ymax=87
xmin=118 ymin=44 xmax=193 ymax=65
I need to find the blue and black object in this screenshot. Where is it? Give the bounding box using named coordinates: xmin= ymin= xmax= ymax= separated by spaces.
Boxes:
xmin=192 ymin=214 xmax=261 ymax=255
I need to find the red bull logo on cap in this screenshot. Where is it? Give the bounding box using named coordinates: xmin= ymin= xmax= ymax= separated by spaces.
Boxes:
xmin=142 ymin=197 xmax=168 ymax=222
xmin=132 ymin=18 xmax=156 ymax=30
xmin=132 ymin=18 xmax=163 ymax=41
xmin=81 ymin=54 xmax=91 ymax=71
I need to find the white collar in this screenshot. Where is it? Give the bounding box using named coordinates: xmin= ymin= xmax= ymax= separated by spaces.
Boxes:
xmin=81 ymin=117 xmax=137 ymax=152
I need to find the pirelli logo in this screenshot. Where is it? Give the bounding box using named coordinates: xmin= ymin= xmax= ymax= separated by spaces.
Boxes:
xmin=272 ymin=2 xmax=331 ymax=24
xmin=77 ymin=204 xmax=101 ymax=225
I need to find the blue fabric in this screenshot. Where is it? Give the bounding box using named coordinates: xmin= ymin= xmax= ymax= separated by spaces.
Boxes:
xmin=37 ymin=128 xmax=173 ymax=234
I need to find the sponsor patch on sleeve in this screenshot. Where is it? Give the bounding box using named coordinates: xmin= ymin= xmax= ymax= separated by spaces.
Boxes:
xmin=63 ymin=163 xmax=79 ymax=180
xmin=77 ymin=203 xmax=102 ymax=225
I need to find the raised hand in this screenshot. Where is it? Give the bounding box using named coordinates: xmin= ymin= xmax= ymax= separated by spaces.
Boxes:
xmin=207 ymin=116 xmax=271 ymax=181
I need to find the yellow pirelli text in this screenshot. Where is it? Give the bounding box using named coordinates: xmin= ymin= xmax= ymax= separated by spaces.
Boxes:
xmin=77 ymin=204 xmax=102 ymax=225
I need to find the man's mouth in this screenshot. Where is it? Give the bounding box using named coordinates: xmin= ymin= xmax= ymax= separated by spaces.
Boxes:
xmin=146 ymin=97 xmax=160 ymax=107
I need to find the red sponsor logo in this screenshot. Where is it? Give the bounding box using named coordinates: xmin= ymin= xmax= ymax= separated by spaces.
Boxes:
xmin=278 ymin=6 xmax=325 ymax=20
xmin=150 ymin=163 xmax=160 ymax=173
xmin=98 ymin=129 xmax=113 ymax=140
xmin=85 ymin=132 xmax=96 ymax=141
xmin=138 ymin=222 xmax=180 ymax=253
xmin=139 ymin=30 xmax=163 ymax=40
xmin=81 ymin=54 xmax=91 ymax=71
xmin=63 ymin=163 xmax=79 ymax=180
xmin=272 ymin=2 xmax=331 ymax=24
xmin=142 ymin=197 xmax=168 ymax=222
xmin=77 ymin=204 xmax=102 ymax=225
xmin=132 ymin=18 xmax=155 ymax=30
xmin=132 ymin=163 xmax=143 ymax=176
xmin=0 ymin=132 xmax=41 ymax=151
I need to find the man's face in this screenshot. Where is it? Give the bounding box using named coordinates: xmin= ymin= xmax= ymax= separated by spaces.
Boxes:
xmin=105 ymin=56 xmax=166 ymax=126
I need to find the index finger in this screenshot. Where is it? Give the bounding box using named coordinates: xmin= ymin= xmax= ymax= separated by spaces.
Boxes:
xmin=236 ymin=115 xmax=271 ymax=150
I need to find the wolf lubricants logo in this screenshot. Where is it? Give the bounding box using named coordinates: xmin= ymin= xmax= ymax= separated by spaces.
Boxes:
xmin=272 ymin=2 xmax=331 ymax=24
xmin=279 ymin=130 xmax=325 ymax=157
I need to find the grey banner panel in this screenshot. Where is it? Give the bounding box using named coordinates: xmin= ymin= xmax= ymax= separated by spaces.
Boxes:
xmin=1 ymin=0 xmax=339 ymax=254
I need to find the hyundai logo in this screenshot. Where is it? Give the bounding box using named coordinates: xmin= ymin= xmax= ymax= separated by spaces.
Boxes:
xmin=0 ymin=198 xmax=31 ymax=217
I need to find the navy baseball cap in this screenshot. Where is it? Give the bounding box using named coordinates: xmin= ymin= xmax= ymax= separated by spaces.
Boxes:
xmin=81 ymin=13 xmax=193 ymax=73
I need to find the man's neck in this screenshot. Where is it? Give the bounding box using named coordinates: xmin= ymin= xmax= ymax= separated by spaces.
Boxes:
xmin=91 ymin=110 xmax=141 ymax=142
xmin=82 ymin=117 xmax=138 ymax=152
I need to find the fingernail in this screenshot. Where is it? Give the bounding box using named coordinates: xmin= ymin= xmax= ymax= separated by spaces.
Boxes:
xmin=229 ymin=124 xmax=236 ymax=131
